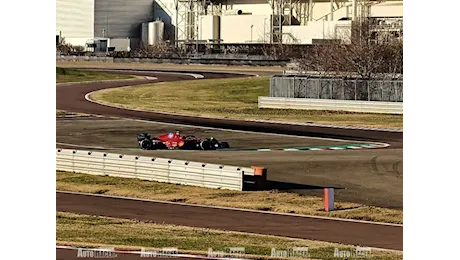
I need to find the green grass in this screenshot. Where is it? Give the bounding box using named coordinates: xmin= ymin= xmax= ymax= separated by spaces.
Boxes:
xmin=57 ymin=171 xmax=403 ymax=224
xmin=56 ymin=109 xmax=90 ymax=118
xmin=91 ymin=77 xmax=403 ymax=129
xmin=57 ymin=212 xmax=403 ymax=260
xmin=56 ymin=67 xmax=135 ymax=83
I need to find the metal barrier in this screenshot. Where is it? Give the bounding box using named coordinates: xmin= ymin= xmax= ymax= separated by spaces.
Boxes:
xmin=56 ymin=149 xmax=258 ymax=191
xmin=258 ymin=97 xmax=403 ymax=114
xmin=270 ymin=76 xmax=403 ymax=102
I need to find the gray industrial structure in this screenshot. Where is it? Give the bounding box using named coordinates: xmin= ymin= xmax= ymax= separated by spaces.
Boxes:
xmin=57 ymin=0 xmax=402 ymax=51
xmin=94 ymin=0 xmax=163 ymax=48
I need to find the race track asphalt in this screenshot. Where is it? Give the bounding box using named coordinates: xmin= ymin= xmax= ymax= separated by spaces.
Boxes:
xmin=57 ymin=192 xmax=403 ymax=251
xmin=56 ymin=68 xmax=403 ymax=252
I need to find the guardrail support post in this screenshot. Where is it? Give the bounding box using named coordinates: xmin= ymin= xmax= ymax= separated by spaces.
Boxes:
xmin=243 ymin=166 xmax=268 ymax=191
xmin=324 ymin=188 xmax=334 ymax=212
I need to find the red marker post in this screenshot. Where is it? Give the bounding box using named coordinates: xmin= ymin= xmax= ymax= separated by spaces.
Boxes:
xmin=324 ymin=188 xmax=335 ymax=212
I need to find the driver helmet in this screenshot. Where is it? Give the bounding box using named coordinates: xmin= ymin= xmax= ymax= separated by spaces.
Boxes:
xmin=175 ymin=130 xmax=180 ymax=136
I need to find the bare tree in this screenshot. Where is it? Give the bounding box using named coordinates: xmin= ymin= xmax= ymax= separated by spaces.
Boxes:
xmin=296 ymin=0 xmax=403 ymax=79
xmin=292 ymin=0 xmax=403 ymax=101
xmin=261 ymin=42 xmax=297 ymax=60
xmin=296 ymin=44 xmax=342 ymax=77
xmin=56 ymin=37 xmax=73 ymax=55
xmin=56 ymin=38 xmax=86 ymax=55
xmin=131 ymin=41 xmax=187 ymax=58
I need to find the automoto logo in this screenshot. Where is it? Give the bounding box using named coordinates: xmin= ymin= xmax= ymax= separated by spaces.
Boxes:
xmin=76 ymin=247 xmax=117 ymax=258
xmin=271 ymin=247 xmax=310 ymax=258
xmin=207 ymin=247 xmax=246 ymax=258
xmin=140 ymin=247 xmax=179 ymax=257
xmin=334 ymin=247 xmax=372 ymax=258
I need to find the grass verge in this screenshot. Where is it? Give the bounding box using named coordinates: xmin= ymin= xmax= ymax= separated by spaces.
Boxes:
xmin=56 ymin=109 xmax=91 ymax=118
xmin=56 ymin=67 xmax=135 ymax=83
xmin=91 ymin=77 xmax=403 ymax=129
xmin=57 ymin=171 xmax=402 ymax=224
xmin=57 ymin=212 xmax=402 ymax=260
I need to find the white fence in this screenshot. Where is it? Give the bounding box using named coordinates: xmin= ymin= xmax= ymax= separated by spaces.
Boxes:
xmin=258 ymin=97 xmax=403 ymax=114
xmin=56 ymin=149 xmax=256 ymax=191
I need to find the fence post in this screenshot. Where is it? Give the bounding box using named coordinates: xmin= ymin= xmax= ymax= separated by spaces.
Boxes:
xmin=367 ymin=81 xmax=370 ymax=101
xmin=329 ymin=79 xmax=333 ymax=99
xmin=317 ymin=79 xmax=320 ymax=99
xmin=354 ymin=80 xmax=357 ymax=100
xmin=381 ymin=80 xmax=384 ymax=101
xmin=324 ymin=188 xmax=334 ymax=212
xmin=269 ymin=77 xmax=272 ymax=97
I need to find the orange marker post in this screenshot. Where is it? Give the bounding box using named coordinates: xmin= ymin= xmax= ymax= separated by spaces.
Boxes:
xmin=251 ymin=166 xmax=267 ymax=176
xmin=250 ymin=166 xmax=268 ymax=190
xmin=324 ymin=188 xmax=335 ymax=212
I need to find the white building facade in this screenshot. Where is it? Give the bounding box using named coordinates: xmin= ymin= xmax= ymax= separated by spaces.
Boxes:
xmin=56 ymin=0 xmax=95 ymax=47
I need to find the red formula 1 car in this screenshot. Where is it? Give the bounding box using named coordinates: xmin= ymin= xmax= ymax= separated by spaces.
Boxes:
xmin=137 ymin=131 xmax=230 ymax=150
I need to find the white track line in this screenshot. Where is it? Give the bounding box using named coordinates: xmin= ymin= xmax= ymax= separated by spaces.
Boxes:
xmin=57 ymin=190 xmax=402 ymax=227
xmin=249 ymin=119 xmax=402 ymax=132
xmin=83 ymin=91 xmax=390 ymax=146
xmin=80 ymin=68 xmax=260 ymax=78
xmin=82 ymin=68 xmax=205 ymax=79
xmin=56 ymin=246 xmax=249 ymax=260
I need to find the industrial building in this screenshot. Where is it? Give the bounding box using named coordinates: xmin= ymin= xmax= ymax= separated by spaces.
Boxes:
xmin=56 ymin=0 xmax=403 ymax=51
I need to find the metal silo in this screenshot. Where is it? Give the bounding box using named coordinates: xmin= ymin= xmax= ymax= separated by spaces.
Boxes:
xmin=141 ymin=20 xmax=165 ymax=46
xmin=151 ymin=20 xmax=165 ymax=44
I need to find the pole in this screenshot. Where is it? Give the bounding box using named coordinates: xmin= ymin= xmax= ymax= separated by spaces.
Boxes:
xmin=264 ymin=19 xmax=266 ymax=43
xmin=175 ymin=0 xmax=178 ymax=47
xmin=324 ymin=188 xmax=335 ymax=212
xmin=330 ymin=0 xmax=334 ymax=21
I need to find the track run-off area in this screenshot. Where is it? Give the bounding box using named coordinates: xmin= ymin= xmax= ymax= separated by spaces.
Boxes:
xmin=56 ymin=67 xmax=403 ymax=252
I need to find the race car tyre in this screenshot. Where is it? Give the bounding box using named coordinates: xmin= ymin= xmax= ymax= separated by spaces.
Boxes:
xmin=200 ymin=140 xmax=215 ymax=150
xmin=137 ymin=133 xmax=151 ymax=142
xmin=140 ymin=139 xmax=153 ymax=150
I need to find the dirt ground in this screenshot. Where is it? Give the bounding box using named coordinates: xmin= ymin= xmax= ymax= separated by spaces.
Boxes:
xmin=56 ymin=118 xmax=402 ymax=209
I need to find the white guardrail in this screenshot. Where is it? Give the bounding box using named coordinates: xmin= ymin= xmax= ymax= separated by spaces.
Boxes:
xmin=56 ymin=149 xmax=257 ymax=191
xmin=258 ymin=97 xmax=403 ymax=114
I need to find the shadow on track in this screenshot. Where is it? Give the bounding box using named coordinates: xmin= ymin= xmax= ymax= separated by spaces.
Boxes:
xmin=268 ymin=180 xmax=343 ymax=190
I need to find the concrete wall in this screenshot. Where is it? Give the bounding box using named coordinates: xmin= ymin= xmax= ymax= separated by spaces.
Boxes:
xmin=370 ymin=1 xmax=403 ymax=17
xmin=283 ymin=20 xmax=351 ymax=44
xmin=224 ymin=0 xmax=272 ymax=15
xmin=56 ymin=0 xmax=94 ymax=46
xmin=220 ymin=15 xmax=271 ymax=43
xmin=198 ymin=15 xmax=214 ymax=41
